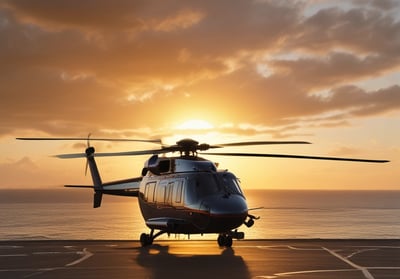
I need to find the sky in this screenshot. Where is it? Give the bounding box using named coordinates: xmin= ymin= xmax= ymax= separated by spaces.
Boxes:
xmin=0 ymin=0 xmax=399 ymax=190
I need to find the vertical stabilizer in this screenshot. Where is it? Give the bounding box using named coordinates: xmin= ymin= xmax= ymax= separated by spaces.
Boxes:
xmin=93 ymin=192 xmax=102 ymax=208
xmin=86 ymin=147 xmax=103 ymax=208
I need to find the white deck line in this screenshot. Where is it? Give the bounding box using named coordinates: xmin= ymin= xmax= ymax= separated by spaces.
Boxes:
xmin=274 ymin=268 xmax=356 ymax=277
xmin=323 ymin=247 xmax=374 ymax=279
xmin=65 ymin=248 xmax=93 ymax=267
xmin=347 ymin=249 xmax=378 ymax=259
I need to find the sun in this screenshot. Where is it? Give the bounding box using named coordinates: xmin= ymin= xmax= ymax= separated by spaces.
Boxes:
xmin=167 ymin=119 xmax=219 ymax=146
xmin=176 ymin=119 xmax=214 ymax=130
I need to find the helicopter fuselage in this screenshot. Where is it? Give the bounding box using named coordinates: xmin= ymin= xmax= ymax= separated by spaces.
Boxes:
xmin=138 ymin=156 xmax=248 ymax=235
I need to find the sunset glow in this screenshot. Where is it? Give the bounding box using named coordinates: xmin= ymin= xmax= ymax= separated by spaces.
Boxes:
xmin=0 ymin=0 xmax=399 ymax=189
xmin=176 ymin=120 xmax=214 ymax=131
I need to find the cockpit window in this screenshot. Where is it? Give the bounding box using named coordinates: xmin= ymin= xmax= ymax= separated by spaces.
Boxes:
xmin=217 ymin=172 xmax=243 ymax=196
xmin=232 ymin=177 xmax=243 ymax=195
xmin=184 ymin=172 xmax=243 ymax=205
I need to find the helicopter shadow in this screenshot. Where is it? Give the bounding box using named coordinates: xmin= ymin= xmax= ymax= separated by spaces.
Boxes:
xmin=135 ymin=244 xmax=251 ymax=279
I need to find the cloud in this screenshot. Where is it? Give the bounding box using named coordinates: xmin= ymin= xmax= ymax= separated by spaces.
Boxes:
xmin=153 ymin=9 xmax=205 ymax=32
xmin=1 ymin=0 xmax=146 ymax=33
xmin=292 ymin=6 xmax=400 ymax=54
xmin=0 ymin=0 xmax=399 ymax=139
xmin=0 ymin=157 xmax=39 ymax=186
xmin=365 ymin=0 xmax=399 ymax=11
xmin=268 ymin=51 xmax=400 ymax=91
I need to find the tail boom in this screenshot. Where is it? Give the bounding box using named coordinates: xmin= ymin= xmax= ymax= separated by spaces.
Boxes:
xmin=66 ymin=147 xmax=141 ymax=208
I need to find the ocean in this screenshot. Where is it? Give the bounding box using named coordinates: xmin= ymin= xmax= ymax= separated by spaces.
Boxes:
xmin=0 ymin=189 xmax=399 ymax=241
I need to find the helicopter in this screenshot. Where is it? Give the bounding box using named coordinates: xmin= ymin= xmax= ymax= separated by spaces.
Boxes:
xmin=17 ymin=137 xmax=389 ymax=247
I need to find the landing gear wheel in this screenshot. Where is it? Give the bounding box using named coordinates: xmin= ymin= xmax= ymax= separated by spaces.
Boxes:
xmin=225 ymin=236 xmax=233 ymax=247
xmin=140 ymin=233 xmax=153 ymax=247
xmin=217 ymin=234 xmax=233 ymax=247
xmin=217 ymin=235 xmax=225 ymax=247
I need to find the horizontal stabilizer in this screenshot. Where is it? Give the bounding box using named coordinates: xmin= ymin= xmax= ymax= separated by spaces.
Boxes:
xmin=65 ymin=178 xmax=141 ymax=198
xmin=65 ymin=185 xmax=94 ymax=189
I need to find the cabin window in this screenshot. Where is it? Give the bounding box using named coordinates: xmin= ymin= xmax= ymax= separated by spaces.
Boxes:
xmin=165 ymin=182 xmax=174 ymax=204
xmin=175 ymin=181 xmax=183 ymax=204
xmin=184 ymin=178 xmax=197 ymax=204
xmin=155 ymin=184 xmax=166 ymax=204
xmin=145 ymin=182 xmax=156 ymax=202
xmin=144 ymin=183 xmax=149 ymax=199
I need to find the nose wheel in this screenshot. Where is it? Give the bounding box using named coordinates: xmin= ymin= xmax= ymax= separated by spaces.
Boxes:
xmin=140 ymin=233 xmax=153 ymax=247
xmin=217 ymin=234 xmax=233 ymax=247
xmin=217 ymin=230 xmax=244 ymax=247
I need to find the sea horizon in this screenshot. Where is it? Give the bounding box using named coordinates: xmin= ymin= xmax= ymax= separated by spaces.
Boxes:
xmin=1 ymin=189 xmax=399 ymax=241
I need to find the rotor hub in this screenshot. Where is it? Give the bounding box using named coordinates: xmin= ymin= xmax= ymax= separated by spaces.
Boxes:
xmin=175 ymin=138 xmax=210 ymax=156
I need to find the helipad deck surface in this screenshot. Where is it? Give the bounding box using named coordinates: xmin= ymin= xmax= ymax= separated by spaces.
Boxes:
xmin=1 ymin=240 xmax=399 ymax=278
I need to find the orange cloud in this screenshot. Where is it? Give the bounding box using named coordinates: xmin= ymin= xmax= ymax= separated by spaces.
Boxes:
xmin=0 ymin=0 xmax=399 ymax=139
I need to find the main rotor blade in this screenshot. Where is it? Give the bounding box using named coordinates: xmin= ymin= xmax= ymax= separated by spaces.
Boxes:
xmin=216 ymin=141 xmax=311 ymax=147
xmin=202 ymin=152 xmax=389 ymax=163
xmin=54 ymin=148 xmax=168 ymax=159
xmin=16 ymin=137 xmax=161 ymax=144
xmin=92 ymin=149 xmax=167 ymax=157
xmin=54 ymin=153 xmax=87 ymax=159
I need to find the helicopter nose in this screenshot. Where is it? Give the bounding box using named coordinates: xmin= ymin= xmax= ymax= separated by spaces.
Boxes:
xmin=202 ymin=194 xmax=248 ymax=231
xmin=206 ymin=194 xmax=248 ymax=216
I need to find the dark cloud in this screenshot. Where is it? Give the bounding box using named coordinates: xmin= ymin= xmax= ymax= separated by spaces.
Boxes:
xmin=362 ymin=0 xmax=399 ymax=11
xmin=330 ymin=85 xmax=400 ymax=116
xmin=293 ymin=6 xmax=400 ymax=54
xmin=269 ymin=52 xmax=399 ymax=90
xmin=2 ymin=0 xmax=148 ymax=32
